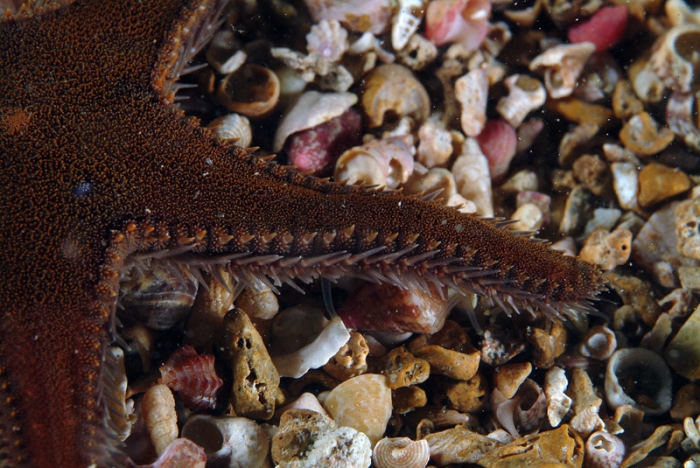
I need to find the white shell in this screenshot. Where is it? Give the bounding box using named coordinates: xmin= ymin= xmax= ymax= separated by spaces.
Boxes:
xmin=272 ymin=315 xmax=351 ymax=378
xmin=605 ymin=348 xmax=672 ymax=415
xmin=452 ymin=138 xmax=494 ymax=216
xmin=650 ymin=25 xmax=700 ymax=94
xmin=208 ymin=114 xmax=252 ymax=148
xmin=392 ymin=0 xmax=427 ymax=50
xmin=273 ymin=91 xmax=358 ymax=152
xmin=529 ymin=42 xmax=595 ymax=99
xmin=335 ymin=137 xmax=415 ymax=188
xmin=142 ymin=384 xmax=178 ymax=456
xmin=306 ymin=20 xmax=349 ymax=62
xmin=544 ymin=366 xmax=572 ymax=428
xmin=372 ymin=437 xmax=430 ymax=468
xmin=496 ymin=75 xmax=546 ymax=128
xmin=182 ymin=415 xmax=269 ymax=468
xmin=455 ymin=69 xmax=489 ymax=137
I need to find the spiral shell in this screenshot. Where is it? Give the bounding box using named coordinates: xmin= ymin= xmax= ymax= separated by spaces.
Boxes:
xmin=159 ymin=345 xmax=224 ymax=410
xmin=142 ymin=384 xmax=178 ymax=456
xmin=361 ymin=64 xmax=430 ymax=128
xmin=372 ymin=437 xmax=430 ymax=468
xmin=120 ymin=259 xmax=198 ymax=330
xmin=217 ymin=65 xmax=280 ymax=117
xmin=208 ymin=114 xmax=252 ymax=148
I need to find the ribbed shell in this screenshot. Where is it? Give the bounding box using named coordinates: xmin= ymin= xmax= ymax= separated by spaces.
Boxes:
xmin=159 ymin=345 xmax=224 ymax=410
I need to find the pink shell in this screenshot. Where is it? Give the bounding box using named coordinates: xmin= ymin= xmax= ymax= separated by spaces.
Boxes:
xmin=425 ymin=0 xmax=491 ymax=51
xmin=138 ymin=438 xmax=206 ymax=468
xmin=568 ymin=6 xmax=628 ymax=53
xmin=285 ymin=108 xmax=362 ymax=175
xmin=475 ymin=120 xmax=517 ymax=180
xmin=159 ymin=345 xmax=223 ymax=410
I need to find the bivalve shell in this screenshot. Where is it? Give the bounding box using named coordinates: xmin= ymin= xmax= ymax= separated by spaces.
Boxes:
xmin=323 ymin=373 xmax=393 ymax=446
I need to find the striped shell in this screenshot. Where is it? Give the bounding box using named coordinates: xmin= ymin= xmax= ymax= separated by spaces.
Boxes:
xmin=372 ymin=437 xmax=430 ymax=468
xmin=159 ymin=345 xmax=224 ymax=410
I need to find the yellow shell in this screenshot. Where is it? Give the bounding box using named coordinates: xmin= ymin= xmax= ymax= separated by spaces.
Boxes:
xmin=323 ymin=373 xmax=392 ymax=446
xmin=361 ymin=64 xmax=429 ymax=128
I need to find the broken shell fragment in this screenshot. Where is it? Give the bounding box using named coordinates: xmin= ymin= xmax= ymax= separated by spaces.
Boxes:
xmin=217 ymin=65 xmax=280 ymax=117
xmin=579 ymin=325 xmax=617 ymax=360
xmin=372 ymin=437 xmax=430 ymax=468
xmin=545 ymin=366 xmax=572 ymax=428
xmin=425 ymin=0 xmax=492 ymax=51
xmin=142 ymin=384 xmax=178 ymax=456
xmin=272 ymin=314 xmax=351 ymax=379
xmin=452 ymin=138 xmax=494 ymax=216
xmin=424 ymin=426 xmax=502 ymax=466
xmin=396 ymin=34 xmax=438 ymax=71
xmin=529 ymin=42 xmax=596 ymax=99
xmin=605 ymin=348 xmax=672 ymax=415
xmin=181 ymin=415 xmax=269 ymax=468
xmin=323 ymin=331 xmax=370 ymax=381
xmin=416 ymin=121 xmax=453 ymax=168
xmin=274 ymin=91 xmax=357 ymax=153
xmin=303 ymin=0 xmax=392 ymax=34
xmin=455 ymin=68 xmax=489 ymax=137
xmin=585 ymin=431 xmax=626 ymax=468
xmin=140 ymin=439 xmax=207 ymax=468
xmin=208 ymin=114 xmax=252 ymax=148
xmin=361 ymin=64 xmax=430 ymax=128
xmin=392 ymin=0 xmax=427 ymax=51
xmin=496 ymin=74 xmax=546 ymax=128
xmin=619 ymin=112 xmax=675 ymax=157
xmin=650 ymin=25 xmax=700 ymax=93
xmin=306 ymin=20 xmax=349 ymax=62
xmin=323 ymin=373 xmax=393 ymax=446
xmin=334 ymin=136 xmax=415 ymax=188
xmin=221 ymin=308 xmax=280 ymax=419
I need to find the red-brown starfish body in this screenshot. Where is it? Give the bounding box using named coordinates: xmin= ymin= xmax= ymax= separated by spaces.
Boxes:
xmin=0 ymin=0 xmax=602 ymax=466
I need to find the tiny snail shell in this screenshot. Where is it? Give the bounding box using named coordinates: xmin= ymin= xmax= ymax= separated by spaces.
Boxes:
xmin=372 ymin=437 xmax=430 ymax=468
xmin=217 ymin=65 xmax=280 ymax=117
xmin=142 ymin=384 xmax=178 ymax=456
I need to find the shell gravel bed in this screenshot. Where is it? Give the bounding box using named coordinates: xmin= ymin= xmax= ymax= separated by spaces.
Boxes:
xmin=100 ymin=0 xmax=700 ymax=466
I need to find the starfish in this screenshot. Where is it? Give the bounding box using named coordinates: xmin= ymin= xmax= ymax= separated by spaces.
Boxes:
xmin=0 ymin=0 xmax=603 ymax=466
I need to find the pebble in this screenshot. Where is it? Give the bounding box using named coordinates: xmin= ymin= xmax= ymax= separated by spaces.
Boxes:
xmin=579 ymin=227 xmax=632 ymax=271
xmin=675 ymin=197 xmax=700 ymax=261
xmin=679 ymin=266 xmax=700 ymax=291
xmin=375 ymin=346 xmax=430 ymax=389
xmin=637 ymin=162 xmax=692 ymax=208
xmin=493 ymin=362 xmax=531 ymax=400
xmin=478 ymin=425 xmax=585 ymax=468
xmin=221 ymin=308 xmax=280 ymax=420
xmin=272 ymin=409 xmax=372 ymax=468
xmin=604 ymin=272 xmax=661 ymax=326
xmin=424 ymin=425 xmax=502 ymax=466
xmin=611 ymin=162 xmax=639 ymax=210
xmin=444 ymin=372 xmax=488 ymax=412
